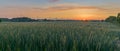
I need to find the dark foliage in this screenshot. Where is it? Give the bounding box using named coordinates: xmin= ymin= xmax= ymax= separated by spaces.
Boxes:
xmin=117 ymin=13 xmax=120 ymax=23
xmin=11 ymin=17 xmax=38 ymax=22
xmin=105 ymin=16 xmax=117 ymax=22
xmin=0 ymin=19 xmax=1 ymax=22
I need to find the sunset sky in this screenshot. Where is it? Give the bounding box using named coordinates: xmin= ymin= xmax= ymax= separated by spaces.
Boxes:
xmin=0 ymin=0 xmax=120 ymax=20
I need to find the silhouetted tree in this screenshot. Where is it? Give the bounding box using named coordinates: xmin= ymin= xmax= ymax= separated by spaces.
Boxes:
xmin=117 ymin=13 xmax=120 ymax=23
xmin=0 ymin=18 xmax=11 ymax=22
xmin=105 ymin=16 xmax=117 ymax=22
xmin=0 ymin=19 xmax=1 ymax=22
xmin=11 ymin=17 xmax=32 ymax=22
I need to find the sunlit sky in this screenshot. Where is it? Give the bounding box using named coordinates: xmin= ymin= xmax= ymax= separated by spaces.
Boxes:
xmin=0 ymin=0 xmax=120 ymax=20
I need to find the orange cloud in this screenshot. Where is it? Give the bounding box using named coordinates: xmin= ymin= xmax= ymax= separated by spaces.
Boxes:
xmin=48 ymin=0 xmax=60 ymax=2
xmin=32 ymin=5 xmax=107 ymax=12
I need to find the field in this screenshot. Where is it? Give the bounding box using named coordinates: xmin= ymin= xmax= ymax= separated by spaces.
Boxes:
xmin=0 ymin=22 xmax=120 ymax=51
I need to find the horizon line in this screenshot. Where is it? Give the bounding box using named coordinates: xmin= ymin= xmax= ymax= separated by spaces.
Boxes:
xmin=0 ymin=17 xmax=105 ymax=21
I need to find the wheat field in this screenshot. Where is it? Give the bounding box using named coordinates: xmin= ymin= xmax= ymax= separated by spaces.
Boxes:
xmin=0 ymin=22 xmax=119 ymax=51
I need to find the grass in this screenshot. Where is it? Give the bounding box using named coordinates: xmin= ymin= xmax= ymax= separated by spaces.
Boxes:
xmin=0 ymin=22 xmax=119 ymax=51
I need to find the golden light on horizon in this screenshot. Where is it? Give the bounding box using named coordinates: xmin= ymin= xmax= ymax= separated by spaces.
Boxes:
xmin=72 ymin=9 xmax=99 ymax=20
xmin=0 ymin=6 xmax=116 ymax=20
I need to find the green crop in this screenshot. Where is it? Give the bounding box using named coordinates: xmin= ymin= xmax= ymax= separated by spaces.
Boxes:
xmin=0 ymin=22 xmax=119 ymax=51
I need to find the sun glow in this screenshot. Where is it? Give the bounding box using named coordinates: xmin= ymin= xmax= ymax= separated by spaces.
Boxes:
xmin=73 ymin=9 xmax=99 ymax=20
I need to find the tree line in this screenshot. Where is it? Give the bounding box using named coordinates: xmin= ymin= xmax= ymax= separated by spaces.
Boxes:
xmin=0 ymin=17 xmax=81 ymax=22
xmin=0 ymin=17 xmax=51 ymax=22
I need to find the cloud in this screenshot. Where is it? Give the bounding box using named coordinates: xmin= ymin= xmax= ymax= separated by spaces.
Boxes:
xmin=32 ymin=4 xmax=107 ymax=12
xmin=2 ymin=4 xmax=108 ymax=13
xmin=48 ymin=0 xmax=60 ymax=2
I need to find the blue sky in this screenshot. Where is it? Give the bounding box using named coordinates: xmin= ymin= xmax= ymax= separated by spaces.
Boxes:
xmin=0 ymin=0 xmax=120 ymax=20
xmin=0 ymin=0 xmax=119 ymax=6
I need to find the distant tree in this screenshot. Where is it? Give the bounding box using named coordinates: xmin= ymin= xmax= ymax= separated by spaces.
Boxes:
xmin=43 ymin=18 xmax=48 ymax=21
xmin=117 ymin=13 xmax=120 ymax=23
xmin=11 ymin=17 xmax=32 ymax=22
xmin=0 ymin=19 xmax=1 ymax=22
xmin=105 ymin=16 xmax=117 ymax=22
xmin=0 ymin=18 xmax=11 ymax=22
